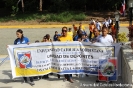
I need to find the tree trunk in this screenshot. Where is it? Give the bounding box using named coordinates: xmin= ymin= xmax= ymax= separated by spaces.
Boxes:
xmin=40 ymin=0 xmax=42 ymax=11
xmin=21 ymin=0 xmax=24 ymax=13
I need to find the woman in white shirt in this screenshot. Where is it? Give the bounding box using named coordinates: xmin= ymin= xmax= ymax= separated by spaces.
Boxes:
xmin=97 ymin=27 xmax=113 ymax=45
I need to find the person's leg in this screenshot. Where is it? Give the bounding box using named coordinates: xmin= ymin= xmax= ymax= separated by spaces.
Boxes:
xmin=42 ymin=74 xmax=49 ymax=79
xmin=96 ymin=76 xmax=99 ymax=82
xmin=64 ymin=74 xmax=68 ymax=80
xmin=39 ymin=76 xmax=42 ymax=79
xmin=89 ymin=31 xmax=92 ymax=40
xmin=67 ymin=74 xmax=73 ymax=83
xmin=23 ymin=77 xmax=27 ymax=82
xmin=46 ymin=74 xmax=49 ymax=78
xmin=33 ymin=76 xmax=38 ymax=79
xmin=29 ymin=77 xmax=35 ymax=85
xmin=29 ymin=77 xmax=34 ymax=82
xmin=57 ymin=74 xmax=60 ymax=79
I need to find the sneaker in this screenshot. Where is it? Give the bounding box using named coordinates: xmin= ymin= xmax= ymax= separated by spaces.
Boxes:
xmin=30 ymin=82 xmax=35 ymax=85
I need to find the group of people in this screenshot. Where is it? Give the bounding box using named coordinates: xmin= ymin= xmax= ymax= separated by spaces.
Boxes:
xmin=13 ymin=17 xmax=117 ymax=85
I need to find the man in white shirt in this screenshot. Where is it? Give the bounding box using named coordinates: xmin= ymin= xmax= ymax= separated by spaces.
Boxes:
xmin=96 ymin=19 xmax=101 ymax=31
xmin=97 ymin=27 xmax=113 ymax=45
xmin=103 ymin=19 xmax=109 ymax=28
xmin=108 ymin=17 xmax=112 ymax=25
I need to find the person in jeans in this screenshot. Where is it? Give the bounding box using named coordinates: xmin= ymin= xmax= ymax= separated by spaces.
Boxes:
xmin=14 ymin=29 xmax=34 ymax=85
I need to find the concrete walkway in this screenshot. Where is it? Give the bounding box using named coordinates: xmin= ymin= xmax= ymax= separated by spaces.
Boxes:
xmin=0 ymin=25 xmax=128 ymax=88
xmin=0 ymin=55 xmax=123 ymax=88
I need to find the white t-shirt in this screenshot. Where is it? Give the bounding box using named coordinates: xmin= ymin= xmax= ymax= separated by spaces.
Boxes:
xmin=97 ymin=34 xmax=113 ymax=45
xmin=108 ymin=19 xmax=112 ymax=24
xmin=96 ymin=22 xmax=101 ymax=30
xmin=90 ymin=20 xmax=96 ymax=24
xmin=103 ymin=21 xmax=109 ymax=27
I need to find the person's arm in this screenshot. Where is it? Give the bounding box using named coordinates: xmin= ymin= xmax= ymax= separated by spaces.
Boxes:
xmin=14 ymin=40 xmax=17 ymax=45
xmin=86 ymin=39 xmax=89 ymax=42
xmin=26 ymin=37 xmax=30 ymax=45
xmin=53 ymin=35 xmax=55 ymax=41
xmin=14 ymin=38 xmax=18 ymax=45
xmin=110 ymin=35 xmax=114 ymax=43
xmin=70 ymin=36 xmax=73 ymax=41
xmin=50 ymin=39 xmax=52 ymax=42
xmin=58 ymin=37 xmax=61 ymax=41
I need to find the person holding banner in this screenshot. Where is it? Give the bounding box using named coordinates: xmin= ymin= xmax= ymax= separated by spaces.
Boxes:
xmin=58 ymin=27 xmax=74 ymax=83
xmin=97 ymin=27 xmax=113 ymax=45
xmin=14 ymin=29 xmax=35 ymax=85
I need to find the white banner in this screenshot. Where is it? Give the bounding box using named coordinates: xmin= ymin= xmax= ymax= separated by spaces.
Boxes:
xmin=7 ymin=42 xmax=121 ymax=79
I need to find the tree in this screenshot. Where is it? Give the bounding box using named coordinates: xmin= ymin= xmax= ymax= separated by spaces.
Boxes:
xmin=40 ymin=0 xmax=43 ymax=11
xmin=21 ymin=0 xmax=24 ymax=13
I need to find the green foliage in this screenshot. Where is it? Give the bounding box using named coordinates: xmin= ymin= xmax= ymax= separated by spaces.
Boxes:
xmin=118 ymin=33 xmax=128 ymax=42
xmin=0 ymin=11 xmax=86 ymax=22
xmin=45 ymin=11 xmax=86 ymax=22
xmin=1 ymin=0 xmax=123 ymax=13
xmin=3 ymin=0 xmax=17 ymax=8
xmin=11 ymin=6 xmax=19 ymax=16
xmin=73 ymin=13 xmax=86 ymax=21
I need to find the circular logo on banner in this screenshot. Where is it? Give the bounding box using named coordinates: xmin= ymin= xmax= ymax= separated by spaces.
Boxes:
xmin=20 ymin=55 xmax=30 ymax=65
xmin=100 ymin=62 xmax=115 ymax=77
